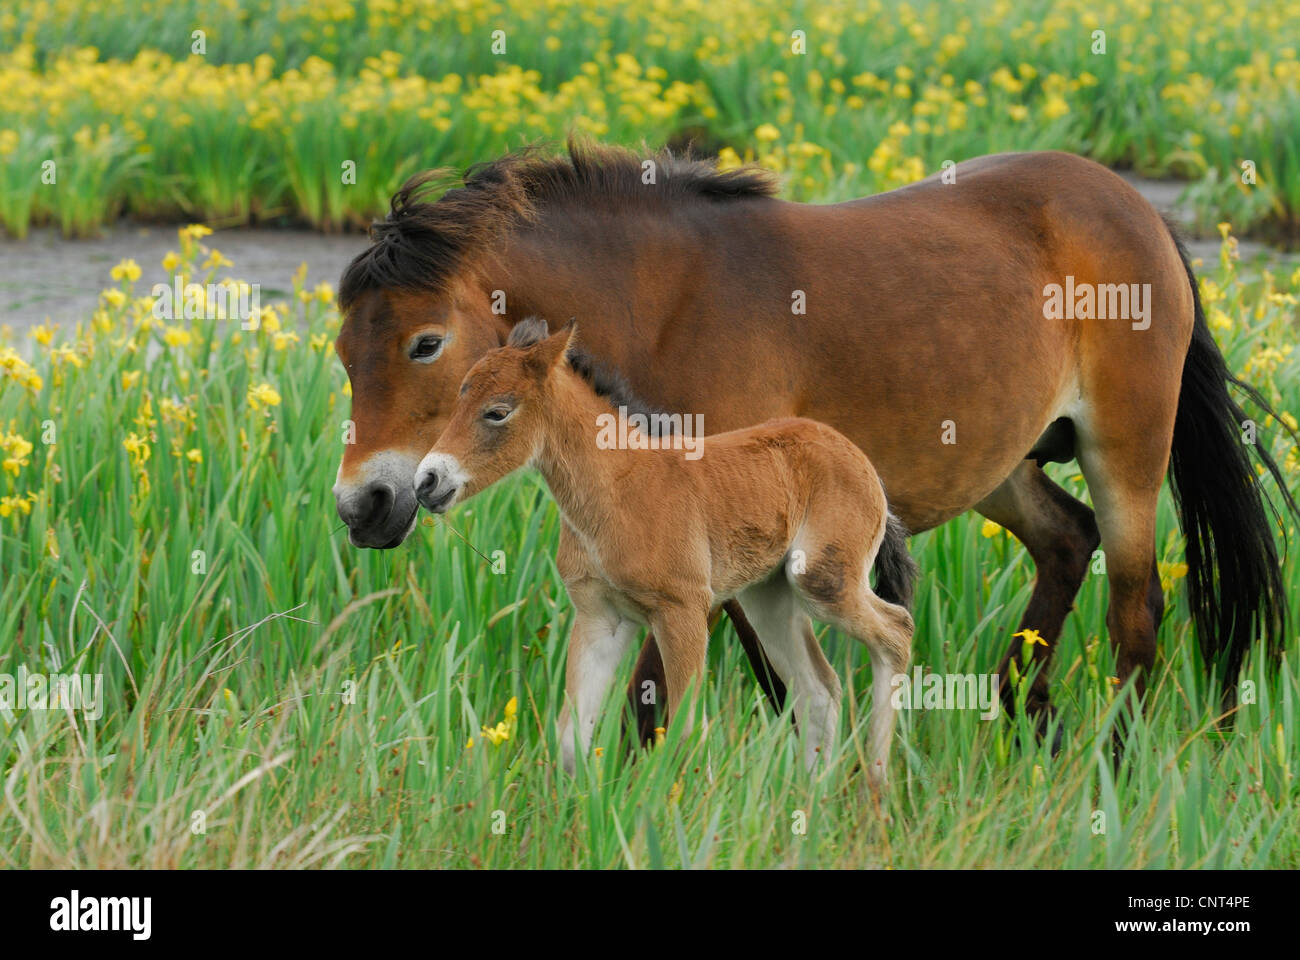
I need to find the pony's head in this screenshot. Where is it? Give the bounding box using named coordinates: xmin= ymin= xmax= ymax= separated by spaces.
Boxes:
xmin=332 ymin=140 xmax=777 ymax=547
xmin=331 ymin=167 xmax=528 ymax=548
xmin=414 ymin=317 xmax=573 ymax=514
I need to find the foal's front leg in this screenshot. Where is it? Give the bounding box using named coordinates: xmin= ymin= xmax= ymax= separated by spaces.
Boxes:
xmin=649 ymin=601 xmax=713 ymax=740
xmin=558 ymin=597 xmax=638 ymax=774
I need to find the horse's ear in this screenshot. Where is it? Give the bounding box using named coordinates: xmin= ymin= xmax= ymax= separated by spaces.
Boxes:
xmin=528 ymin=321 xmax=574 ymax=375
xmin=507 ymin=315 xmax=549 ymax=348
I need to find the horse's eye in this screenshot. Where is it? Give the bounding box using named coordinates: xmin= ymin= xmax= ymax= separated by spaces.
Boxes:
xmin=483 ymin=405 xmax=513 ymax=424
xmin=410 ymin=335 xmax=443 ymax=363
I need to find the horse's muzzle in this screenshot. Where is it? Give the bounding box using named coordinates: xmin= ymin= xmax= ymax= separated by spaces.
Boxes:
xmin=336 ymin=479 xmax=417 ymax=548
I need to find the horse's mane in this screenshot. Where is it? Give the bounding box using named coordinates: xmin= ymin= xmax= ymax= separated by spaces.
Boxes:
xmin=338 ymin=138 xmax=778 ymax=309
xmin=507 ymin=316 xmax=679 ymax=436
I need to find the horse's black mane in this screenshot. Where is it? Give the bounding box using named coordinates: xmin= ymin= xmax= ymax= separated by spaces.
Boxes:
xmin=507 ymin=316 xmax=676 ymax=435
xmin=338 ymin=138 xmax=778 ymax=310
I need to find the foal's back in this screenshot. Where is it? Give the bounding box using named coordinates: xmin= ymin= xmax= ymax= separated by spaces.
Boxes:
xmin=679 ymin=416 xmax=889 ymax=598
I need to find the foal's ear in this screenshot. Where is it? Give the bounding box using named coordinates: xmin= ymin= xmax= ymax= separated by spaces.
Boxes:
xmin=526 ymin=320 xmax=577 ymax=376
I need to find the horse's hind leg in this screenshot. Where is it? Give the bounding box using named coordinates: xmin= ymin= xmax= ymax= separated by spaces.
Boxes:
xmin=737 ymin=578 xmax=841 ymax=770
xmin=975 ymin=461 xmax=1100 ymax=724
xmin=1075 ymin=427 xmax=1172 ymax=707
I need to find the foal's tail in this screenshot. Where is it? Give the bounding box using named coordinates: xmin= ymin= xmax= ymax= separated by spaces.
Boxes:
xmin=1165 ymin=221 xmax=1298 ymax=699
xmin=874 ymin=511 xmax=919 ymax=611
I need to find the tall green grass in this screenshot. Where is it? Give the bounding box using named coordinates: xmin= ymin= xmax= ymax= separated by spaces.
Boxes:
xmin=0 ymin=235 xmax=1297 ymax=868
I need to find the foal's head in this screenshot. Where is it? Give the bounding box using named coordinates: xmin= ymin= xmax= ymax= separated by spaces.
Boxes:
xmin=414 ymin=317 xmax=573 ymax=514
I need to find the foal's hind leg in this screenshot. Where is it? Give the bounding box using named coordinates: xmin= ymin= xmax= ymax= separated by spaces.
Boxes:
xmin=791 ymin=547 xmax=914 ymax=789
xmin=738 ymin=578 xmax=841 ymax=770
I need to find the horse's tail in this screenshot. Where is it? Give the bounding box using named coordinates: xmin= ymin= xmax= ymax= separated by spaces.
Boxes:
xmin=874 ymin=510 xmax=919 ymax=611
xmin=1165 ymin=220 xmax=1298 ymax=698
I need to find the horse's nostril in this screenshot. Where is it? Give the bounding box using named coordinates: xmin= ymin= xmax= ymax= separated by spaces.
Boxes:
xmin=339 ymin=482 xmax=395 ymax=529
xmin=365 ymin=483 xmax=394 ymax=522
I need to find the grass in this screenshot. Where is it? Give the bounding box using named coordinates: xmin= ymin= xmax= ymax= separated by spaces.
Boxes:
xmin=0 ymin=0 xmax=1298 ymax=238
xmin=0 ymin=228 xmax=1297 ymax=868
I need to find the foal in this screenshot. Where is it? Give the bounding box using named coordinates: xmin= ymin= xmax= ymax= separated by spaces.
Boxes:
xmin=415 ymin=317 xmax=915 ymax=787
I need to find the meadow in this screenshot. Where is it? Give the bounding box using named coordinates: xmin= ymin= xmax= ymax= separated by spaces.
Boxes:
xmin=1 ymin=0 xmax=1298 ymax=239
xmin=1 ymin=0 xmax=1299 ymax=869
xmin=0 ymin=228 xmax=1297 ymax=867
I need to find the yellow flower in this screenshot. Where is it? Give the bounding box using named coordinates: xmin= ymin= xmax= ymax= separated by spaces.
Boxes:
xmin=121 ymin=370 xmax=142 ymax=390
xmin=755 ymin=122 xmax=781 ymax=141
xmin=1159 ymin=561 xmax=1189 ymax=592
xmin=255 ymin=306 xmax=281 ymax=333
xmin=1 ymin=433 xmax=33 ymax=461
xmin=28 ymin=324 xmax=54 ymax=346
xmin=110 ymin=258 xmax=142 ymax=283
xmin=102 ymin=288 xmax=127 ymax=308
xmin=1042 ymin=96 xmax=1070 ymax=119
xmin=314 ymin=282 xmax=335 ymax=304
xmin=716 ymin=146 xmax=743 ymax=171
xmin=0 ymin=348 xmax=42 ymax=394
xmin=981 ymin=519 xmax=1003 ymax=538
xmin=161 ymin=251 xmax=180 ymax=272
xmin=480 ymin=721 xmax=509 ymax=745
xmin=0 ymin=494 xmax=35 ymax=519
xmin=185 ymin=448 xmax=203 ymax=463
xmin=122 ymin=432 xmax=151 ymax=467
xmin=247 ymin=383 xmax=282 ymax=410
xmin=272 ymin=330 xmax=300 ymax=351
xmin=478 ymin=696 xmax=519 ymax=746
xmin=163 ymin=325 xmax=193 ymax=347
xmin=1013 ymin=628 xmax=1048 ymax=647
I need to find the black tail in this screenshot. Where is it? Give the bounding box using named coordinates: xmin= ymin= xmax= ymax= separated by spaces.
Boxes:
xmin=874 ymin=511 xmax=919 ymax=611
xmin=1165 ymin=221 xmax=1298 ymax=697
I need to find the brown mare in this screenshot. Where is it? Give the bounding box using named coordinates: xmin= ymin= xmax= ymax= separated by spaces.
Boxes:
xmin=333 ymin=140 xmax=1296 ymax=741
xmin=413 ymin=316 xmax=915 ymax=783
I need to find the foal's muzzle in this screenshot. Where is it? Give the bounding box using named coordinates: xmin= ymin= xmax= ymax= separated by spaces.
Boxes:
xmin=415 ymin=470 xmax=461 ymax=514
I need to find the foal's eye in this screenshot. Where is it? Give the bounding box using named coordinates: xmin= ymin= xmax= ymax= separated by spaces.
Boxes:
xmin=409 ymin=335 xmax=444 ymax=363
xmin=483 ymin=405 xmax=513 ymax=424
